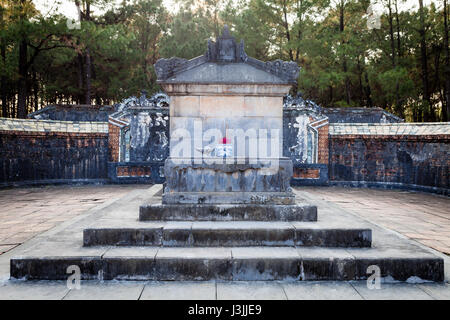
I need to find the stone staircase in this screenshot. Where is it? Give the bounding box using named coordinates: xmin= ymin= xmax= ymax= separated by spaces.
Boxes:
xmin=10 ymin=186 xmax=444 ymax=282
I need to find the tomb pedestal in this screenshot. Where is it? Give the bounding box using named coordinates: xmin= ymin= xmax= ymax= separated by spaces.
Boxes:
xmin=153 ymin=26 xmax=305 ymax=212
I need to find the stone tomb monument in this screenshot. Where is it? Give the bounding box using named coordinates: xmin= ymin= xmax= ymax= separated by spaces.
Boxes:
xmin=9 ymin=26 xmax=443 ymax=282
xmin=141 ymin=26 xmax=317 ymax=221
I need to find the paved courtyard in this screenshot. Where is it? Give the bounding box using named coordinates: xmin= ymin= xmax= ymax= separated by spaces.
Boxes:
xmin=0 ymin=280 xmax=449 ymax=300
xmin=297 ymin=186 xmax=450 ymax=255
xmin=0 ymin=184 xmax=148 ymax=256
xmin=1 ymin=185 xmax=447 ymax=257
xmin=0 ymin=184 xmax=448 ymax=300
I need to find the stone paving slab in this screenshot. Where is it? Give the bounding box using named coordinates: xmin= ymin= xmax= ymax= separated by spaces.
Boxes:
xmin=0 ymin=280 xmax=448 ymax=300
xmin=351 ymin=282 xmax=433 ymax=300
xmin=0 ymin=279 xmax=70 ymax=300
xmin=140 ymin=281 xmax=216 ymax=300
xmin=417 ymin=283 xmax=450 ymax=300
xmin=295 ymin=187 xmax=450 ymax=255
xmin=282 ymin=281 xmax=362 ymax=300
xmin=216 ymin=281 xmax=287 ymax=300
xmin=63 ymin=281 xmax=145 ymax=300
xmin=0 ymin=184 xmax=149 ymax=256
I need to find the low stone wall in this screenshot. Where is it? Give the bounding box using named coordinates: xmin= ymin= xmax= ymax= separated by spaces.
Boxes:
xmin=2 ymin=117 xmax=449 ymax=194
xmin=329 ymin=123 xmax=450 ymax=194
xmin=0 ymin=118 xmax=109 ymax=186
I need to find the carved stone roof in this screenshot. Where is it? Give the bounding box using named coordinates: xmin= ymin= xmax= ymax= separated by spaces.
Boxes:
xmin=155 ymin=25 xmax=300 ymax=85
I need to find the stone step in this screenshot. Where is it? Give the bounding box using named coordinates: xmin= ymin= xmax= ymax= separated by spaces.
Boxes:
xmin=139 ymin=203 xmax=317 ymax=221
xmin=83 ymin=221 xmax=372 ymax=248
xmin=10 ymin=247 xmax=444 ymax=282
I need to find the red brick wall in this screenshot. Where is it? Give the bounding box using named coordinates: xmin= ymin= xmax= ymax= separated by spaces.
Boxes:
xmin=329 ymin=134 xmax=449 ymax=189
xmin=0 ymin=130 xmax=108 ymax=183
xmin=293 ymin=168 xmax=320 ymax=179
xmin=108 ymin=122 xmax=120 ymax=162
xmin=116 ymin=166 xmax=151 ymax=177
xmin=317 ymin=124 xmax=329 ymax=164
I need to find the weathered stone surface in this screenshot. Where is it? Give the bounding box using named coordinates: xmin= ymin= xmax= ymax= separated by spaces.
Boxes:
xmin=10 ymin=257 xmax=103 ymax=281
xmin=83 ymin=222 xmax=372 ymax=248
xmin=417 ymin=283 xmax=450 ymax=300
xmin=162 ymin=222 xmax=193 ymax=247
xmin=102 ymin=247 xmax=159 ymax=280
xmin=83 ymin=228 xmax=164 ymax=247
xmin=294 ymin=228 xmax=372 ymax=247
xmin=231 ymin=247 xmax=301 ymax=281
xmin=297 ymin=248 xmax=356 ymax=281
xmin=9 ymin=246 xmax=445 ymax=281
xmin=154 ymin=247 xmax=232 ymax=281
xmin=155 ymin=26 xmax=300 ymax=84
xmin=217 ymin=281 xmax=287 ymax=300
xmin=140 ymin=281 xmax=216 ymax=300
xmin=0 ymin=280 xmax=70 ymax=300
xmin=163 ymin=158 xmax=293 ymax=195
xmin=282 ymin=281 xmax=362 ymax=300
xmin=329 ymin=133 xmax=450 ymax=192
xmin=162 ymin=192 xmax=295 ymax=205
xmin=351 ymin=282 xmax=433 ymax=300
xmin=64 ymin=281 xmax=145 ymax=300
xmin=139 ymin=203 xmax=317 ymax=221
xmin=354 ymin=256 xmax=444 ymax=282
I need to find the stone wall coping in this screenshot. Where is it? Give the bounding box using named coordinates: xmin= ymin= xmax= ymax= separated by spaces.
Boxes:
xmin=329 ymin=122 xmax=450 ymax=136
xmin=0 ymin=117 xmax=108 ymax=134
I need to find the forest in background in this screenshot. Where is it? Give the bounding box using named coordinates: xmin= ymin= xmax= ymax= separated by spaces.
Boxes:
xmin=0 ymin=0 xmax=449 ymax=122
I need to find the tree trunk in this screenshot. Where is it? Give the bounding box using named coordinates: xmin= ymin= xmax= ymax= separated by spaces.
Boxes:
xmin=388 ymin=0 xmax=402 ymax=118
xmin=1 ymin=36 xmax=7 ymax=118
xmin=84 ymin=48 xmax=91 ymax=104
xmin=418 ymin=0 xmax=431 ymax=121
xmin=84 ymin=1 xmax=92 ymax=105
xmin=394 ymin=0 xmax=402 ymax=58
xmin=444 ymin=0 xmax=450 ymax=121
xmin=32 ymin=68 xmax=39 ymax=112
xmin=339 ymin=1 xmax=351 ymax=105
xmin=282 ymin=0 xmax=294 ymax=61
xmin=17 ymin=39 xmax=28 ymax=118
xmin=77 ymin=53 xmax=84 ymax=104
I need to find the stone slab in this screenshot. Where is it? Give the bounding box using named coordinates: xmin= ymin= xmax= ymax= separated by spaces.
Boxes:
xmin=346 ymin=247 xmax=445 ymax=282
xmin=417 ymin=283 xmax=450 ymax=300
xmin=296 ymin=247 xmax=357 ymax=281
xmin=140 ymin=281 xmax=216 ymax=300
xmin=0 ymin=280 xmax=70 ymax=300
xmin=217 ymin=281 xmax=287 ymax=300
xmin=282 ymin=281 xmax=362 ymax=300
xmin=162 ymin=192 xmax=295 ymax=205
xmin=9 ymin=246 xmax=445 ymax=281
xmin=139 ymin=203 xmax=318 ymax=221
xmin=351 ymin=282 xmax=433 ymax=300
xmin=83 ymin=221 xmax=372 ymax=247
xmin=63 ymin=280 xmax=145 ymax=300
